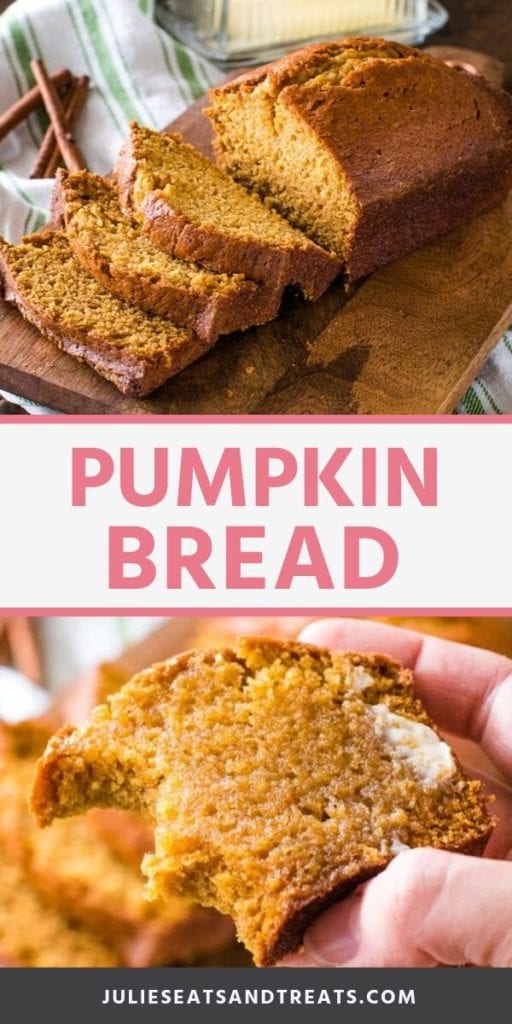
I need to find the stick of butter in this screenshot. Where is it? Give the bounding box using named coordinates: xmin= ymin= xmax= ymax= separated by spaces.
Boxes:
xmin=215 ymin=0 xmax=428 ymax=52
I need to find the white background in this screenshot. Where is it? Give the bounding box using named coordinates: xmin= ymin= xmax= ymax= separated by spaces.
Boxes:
xmin=0 ymin=420 xmax=510 ymax=611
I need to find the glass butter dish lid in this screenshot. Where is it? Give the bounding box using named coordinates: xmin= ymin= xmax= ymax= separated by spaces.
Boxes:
xmin=156 ymin=0 xmax=449 ymax=67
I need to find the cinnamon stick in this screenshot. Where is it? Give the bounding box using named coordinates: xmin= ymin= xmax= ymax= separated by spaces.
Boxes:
xmin=31 ymin=74 xmax=89 ymax=179
xmin=0 ymin=68 xmax=72 ymax=144
xmin=30 ymin=58 xmax=85 ymax=172
xmin=30 ymin=78 xmax=73 ymax=179
xmin=44 ymin=75 xmax=89 ymax=178
xmin=0 ymin=621 xmax=9 ymax=666
xmin=5 ymin=618 xmax=43 ymax=687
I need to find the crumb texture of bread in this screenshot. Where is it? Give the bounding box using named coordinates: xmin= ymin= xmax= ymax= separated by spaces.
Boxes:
xmin=0 ymin=720 xmax=233 ymax=967
xmin=0 ymin=230 xmax=211 ymax=396
xmin=55 ymin=170 xmax=282 ymax=342
xmin=31 ymin=638 xmax=492 ymax=967
xmin=114 ymin=123 xmax=341 ymax=299
xmin=207 ymin=37 xmax=512 ymax=280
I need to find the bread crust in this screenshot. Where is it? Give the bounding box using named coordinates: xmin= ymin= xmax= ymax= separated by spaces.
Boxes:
xmin=214 ymin=38 xmax=415 ymax=95
xmin=342 ymin=148 xmax=512 ymax=281
xmin=0 ymin=231 xmax=213 ymax=397
xmin=114 ymin=130 xmax=341 ymax=300
xmin=260 ymin=831 xmax=489 ymax=965
xmin=52 ymin=170 xmax=283 ymax=344
xmin=208 ymin=37 xmax=512 ymax=281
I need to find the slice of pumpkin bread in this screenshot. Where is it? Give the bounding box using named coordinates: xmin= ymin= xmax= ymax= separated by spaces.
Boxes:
xmin=0 ymin=230 xmax=211 ymax=396
xmin=31 ymin=638 xmax=492 ymax=967
xmin=207 ymin=37 xmax=512 ymax=281
xmin=52 ymin=170 xmax=282 ymax=343
xmin=114 ymin=123 xmax=341 ymax=299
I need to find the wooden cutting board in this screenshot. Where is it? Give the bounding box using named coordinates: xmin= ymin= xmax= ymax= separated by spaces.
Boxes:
xmin=1 ymin=95 xmax=512 ymax=413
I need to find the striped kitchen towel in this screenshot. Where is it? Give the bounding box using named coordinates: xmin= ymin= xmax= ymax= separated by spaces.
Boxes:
xmin=0 ymin=0 xmax=222 ymax=240
xmin=0 ymin=0 xmax=511 ymax=413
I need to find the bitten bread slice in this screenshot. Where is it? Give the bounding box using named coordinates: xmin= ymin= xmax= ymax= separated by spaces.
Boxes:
xmin=32 ymin=638 xmax=492 ymax=967
xmin=52 ymin=170 xmax=282 ymax=343
xmin=114 ymin=123 xmax=341 ymax=299
xmin=0 ymin=720 xmax=233 ymax=967
xmin=0 ymin=230 xmax=211 ymax=397
xmin=207 ymin=37 xmax=512 ymax=281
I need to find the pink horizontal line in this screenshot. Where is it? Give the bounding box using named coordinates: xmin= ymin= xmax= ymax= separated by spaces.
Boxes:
xmin=0 ymin=415 xmax=511 ymax=425
xmin=0 ymin=608 xmax=510 ymax=617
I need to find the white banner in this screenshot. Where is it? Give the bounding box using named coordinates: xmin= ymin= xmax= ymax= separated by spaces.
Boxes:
xmin=0 ymin=418 xmax=509 ymax=613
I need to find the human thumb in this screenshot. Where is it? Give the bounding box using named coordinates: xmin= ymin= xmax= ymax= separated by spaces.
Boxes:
xmin=303 ymin=848 xmax=512 ymax=968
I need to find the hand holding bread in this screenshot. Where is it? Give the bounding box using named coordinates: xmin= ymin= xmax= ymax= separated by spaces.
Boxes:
xmin=31 ymin=633 xmax=494 ymax=966
xmin=282 ymin=619 xmax=512 ymax=968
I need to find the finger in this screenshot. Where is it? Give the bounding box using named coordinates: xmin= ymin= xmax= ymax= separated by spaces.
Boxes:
xmin=275 ymin=952 xmax=318 ymax=967
xmin=299 ymin=620 xmax=512 ymax=781
xmin=302 ymin=848 xmax=512 ymax=968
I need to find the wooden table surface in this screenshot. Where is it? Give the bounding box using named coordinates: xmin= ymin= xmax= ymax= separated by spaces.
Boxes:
xmin=433 ymin=0 xmax=512 ymax=85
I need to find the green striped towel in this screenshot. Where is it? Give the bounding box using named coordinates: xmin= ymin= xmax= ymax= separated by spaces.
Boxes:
xmin=0 ymin=0 xmax=222 ymax=240
xmin=0 ymin=0 xmax=511 ymax=413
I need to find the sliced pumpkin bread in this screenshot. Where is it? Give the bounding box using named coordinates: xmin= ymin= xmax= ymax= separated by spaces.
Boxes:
xmin=52 ymin=169 xmax=282 ymax=343
xmin=114 ymin=123 xmax=341 ymax=299
xmin=0 ymin=230 xmax=211 ymax=397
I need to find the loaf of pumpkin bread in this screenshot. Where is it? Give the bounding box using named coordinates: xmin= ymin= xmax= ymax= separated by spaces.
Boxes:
xmin=31 ymin=638 xmax=492 ymax=967
xmin=207 ymin=37 xmax=512 ymax=281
